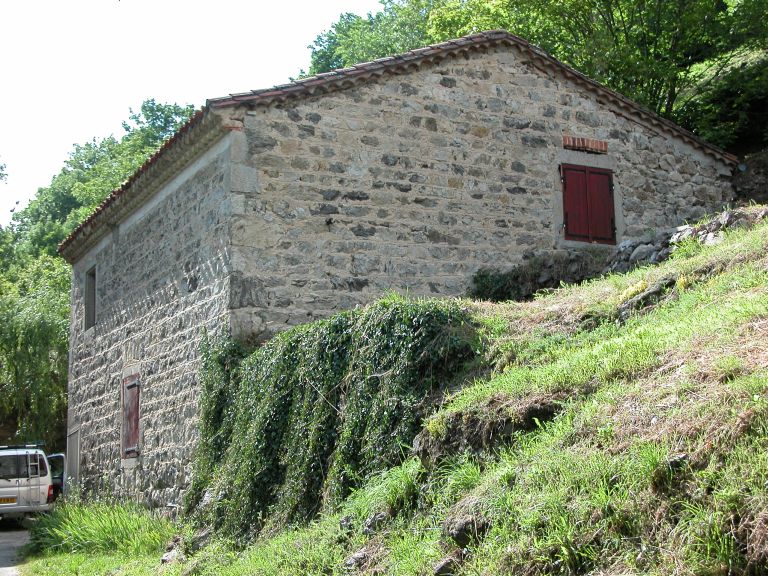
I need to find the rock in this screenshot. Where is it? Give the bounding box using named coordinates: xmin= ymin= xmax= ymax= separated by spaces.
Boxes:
xmin=612 ymin=261 xmax=631 ymax=274
xmin=363 ymin=511 xmax=389 ymax=535
xmin=667 ymin=452 xmax=689 ymax=471
xmin=200 ymin=489 xmax=213 ymax=508
xmin=670 ymin=226 xmax=694 ymax=244
xmin=165 ymin=535 xmax=182 ymax=551
xmin=161 ymin=548 xmax=186 ymax=564
xmin=443 ymin=514 xmax=489 ymax=547
xmin=339 ymin=515 xmax=354 ymax=533
xmin=717 ymin=210 xmax=735 ymax=228
xmin=189 ymin=527 xmax=212 ymax=552
xmin=433 ymin=550 xmax=464 ymax=575
xmin=344 ymin=548 xmax=369 ymax=569
xmin=629 ymin=243 xmax=655 ymax=263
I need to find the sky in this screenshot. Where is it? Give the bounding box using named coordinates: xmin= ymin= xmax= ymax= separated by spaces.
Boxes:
xmin=0 ymin=0 xmax=383 ymax=226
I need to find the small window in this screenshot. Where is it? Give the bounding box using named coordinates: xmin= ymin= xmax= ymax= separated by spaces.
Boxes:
xmin=85 ymin=267 xmax=97 ymax=329
xmin=28 ymin=456 xmax=39 ymax=477
xmin=561 ymin=164 xmax=616 ymax=244
xmin=0 ymin=455 xmax=22 ymax=479
xmin=122 ymin=374 xmax=140 ymax=458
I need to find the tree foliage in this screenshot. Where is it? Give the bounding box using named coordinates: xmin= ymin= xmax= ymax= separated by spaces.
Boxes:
xmin=677 ymin=56 xmax=768 ymax=153
xmin=12 ymin=99 xmax=194 ymax=259
xmin=0 ymin=99 xmax=194 ymax=448
xmin=309 ymin=0 xmax=767 ymax=123
xmin=0 ymin=256 xmax=70 ymax=447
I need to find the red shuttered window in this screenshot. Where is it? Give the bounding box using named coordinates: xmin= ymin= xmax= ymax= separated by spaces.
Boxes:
xmin=122 ymin=375 xmax=140 ymax=458
xmin=561 ymin=164 xmax=616 ymax=244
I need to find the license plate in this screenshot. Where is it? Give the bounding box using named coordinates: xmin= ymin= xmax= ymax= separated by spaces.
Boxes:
xmin=0 ymin=497 xmax=16 ymax=504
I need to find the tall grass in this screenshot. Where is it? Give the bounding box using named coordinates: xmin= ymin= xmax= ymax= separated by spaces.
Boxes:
xmin=29 ymin=501 xmax=175 ymax=555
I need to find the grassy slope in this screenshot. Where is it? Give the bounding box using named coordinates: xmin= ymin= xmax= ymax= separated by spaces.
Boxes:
xmin=23 ymin=212 xmax=768 ymax=576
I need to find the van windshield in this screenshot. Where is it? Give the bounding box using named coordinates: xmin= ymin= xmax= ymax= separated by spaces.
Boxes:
xmin=0 ymin=455 xmax=22 ymax=480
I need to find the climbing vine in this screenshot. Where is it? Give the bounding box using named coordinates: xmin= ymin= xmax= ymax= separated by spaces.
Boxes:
xmin=186 ymin=294 xmax=478 ymax=539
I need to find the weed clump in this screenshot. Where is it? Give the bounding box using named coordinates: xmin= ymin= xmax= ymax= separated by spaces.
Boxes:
xmin=28 ymin=500 xmax=175 ymax=555
xmin=187 ymin=295 xmax=478 ymax=539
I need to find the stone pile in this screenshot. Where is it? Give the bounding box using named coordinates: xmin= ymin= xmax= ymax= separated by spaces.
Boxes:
xmin=603 ymin=206 xmax=768 ymax=274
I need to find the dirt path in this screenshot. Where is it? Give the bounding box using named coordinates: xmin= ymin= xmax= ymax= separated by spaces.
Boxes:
xmin=0 ymin=524 xmax=28 ymax=576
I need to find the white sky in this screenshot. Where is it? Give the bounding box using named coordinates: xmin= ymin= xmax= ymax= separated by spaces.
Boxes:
xmin=0 ymin=0 xmax=383 ymax=226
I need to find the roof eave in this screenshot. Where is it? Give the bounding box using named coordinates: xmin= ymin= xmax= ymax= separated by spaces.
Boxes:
xmin=58 ymin=109 xmax=227 ymax=263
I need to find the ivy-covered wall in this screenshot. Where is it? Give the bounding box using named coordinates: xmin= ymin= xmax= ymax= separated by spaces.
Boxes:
xmin=186 ymin=296 xmax=478 ymax=538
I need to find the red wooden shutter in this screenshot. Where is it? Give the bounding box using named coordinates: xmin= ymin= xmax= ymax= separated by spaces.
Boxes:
xmin=122 ymin=375 xmax=140 ymax=457
xmin=561 ymin=164 xmax=615 ymax=244
xmin=587 ymin=169 xmax=615 ymax=242
xmin=562 ymin=165 xmax=590 ymax=241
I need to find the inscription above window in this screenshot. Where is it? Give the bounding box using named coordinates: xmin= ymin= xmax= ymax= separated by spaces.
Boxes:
xmin=561 ymin=164 xmax=616 ymax=244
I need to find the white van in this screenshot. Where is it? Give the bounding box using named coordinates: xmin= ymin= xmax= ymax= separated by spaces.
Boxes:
xmin=0 ymin=445 xmax=55 ymax=520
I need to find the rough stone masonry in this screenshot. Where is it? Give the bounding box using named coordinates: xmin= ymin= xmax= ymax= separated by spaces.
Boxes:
xmin=60 ymin=31 xmax=735 ymax=506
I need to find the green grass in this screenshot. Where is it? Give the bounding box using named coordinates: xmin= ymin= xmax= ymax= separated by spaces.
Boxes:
xmin=28 ymin=500 xmax=176 ymax=555
xmin=21 ymin=553 xmax=178 ymax=576
xmin=22 ymin=500 xmax=179 ymax=576
xmin=23 ymin=217 xmax=768 ymax=575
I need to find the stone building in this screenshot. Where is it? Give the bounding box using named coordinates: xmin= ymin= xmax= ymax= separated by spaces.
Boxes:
xmin=59 ymin=30 xmax=736 ymax=505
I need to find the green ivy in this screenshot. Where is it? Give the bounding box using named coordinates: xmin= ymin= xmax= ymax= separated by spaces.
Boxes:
xmin=186 ymin=295 xmax=478 ymax=540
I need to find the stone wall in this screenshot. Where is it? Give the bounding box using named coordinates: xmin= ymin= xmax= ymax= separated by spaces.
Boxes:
xmin=223 ymin=43 xmax=732 ymax=340
xmin=67 ymin=139 xmax=232 ymax=506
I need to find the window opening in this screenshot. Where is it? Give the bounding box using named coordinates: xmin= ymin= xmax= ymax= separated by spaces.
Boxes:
xmin=85 ymin=267 xmax=96 ymax=329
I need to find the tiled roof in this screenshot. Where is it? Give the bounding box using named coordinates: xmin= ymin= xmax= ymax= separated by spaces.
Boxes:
xmin=59 ymin=30 xmax=737 ymax=261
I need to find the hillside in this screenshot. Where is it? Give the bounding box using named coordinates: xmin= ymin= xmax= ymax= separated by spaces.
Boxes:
xmin=25 ymin=206 xmax=768 ymax=576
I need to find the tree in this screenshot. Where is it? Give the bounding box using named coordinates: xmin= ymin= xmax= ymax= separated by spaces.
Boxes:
xmin=0 ymin=256 xmax=70 ymax=447
xmin=676 ymin=56 xmax=768 ymax=153
xmin=13 ymin=99 xmax=195 ymax=258
xmin=307 ymin=1 xmax=432 ymax=75
xmin=309 ymin=0 xmax=767 ymax=119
